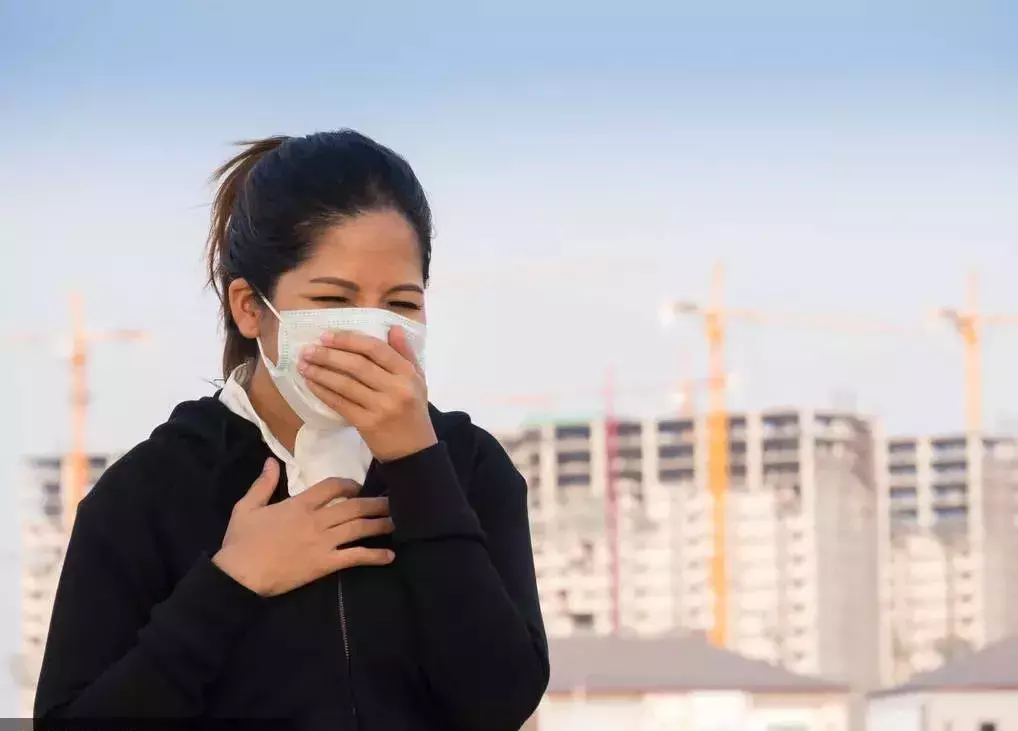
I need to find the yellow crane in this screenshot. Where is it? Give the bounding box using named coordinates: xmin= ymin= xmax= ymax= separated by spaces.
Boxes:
xmin=662 ymin=262 xmax=925 ymax=648
xmin=6 ymin=292 xmax=147 ymax=531
xmin=935 ymin=271 xmax=1018 ymax=434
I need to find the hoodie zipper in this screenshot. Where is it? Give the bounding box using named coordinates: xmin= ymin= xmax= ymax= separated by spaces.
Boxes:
xmin=337 ymin=575 xmax=358 ymax=727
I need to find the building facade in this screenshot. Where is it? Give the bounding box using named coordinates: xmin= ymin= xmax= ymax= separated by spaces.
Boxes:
xmin=13 ymin=453 xmax=117 ymax=718
xmin=876 ymin=434 xmax=1018 ymax=687
xmin=501 ymin=408 xmax=881 ymax=693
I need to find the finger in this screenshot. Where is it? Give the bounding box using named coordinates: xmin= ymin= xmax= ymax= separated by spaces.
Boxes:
xmin=295 ymin=477 xmax=361 ymax=510
xmin=316 ymin=496 xmax=390 ymax=528
xmin=239 ymin=458 xmax=280 ymax=509
xmin=298 ymin=360 xmax=378 ymax=409
xmin=305 ymin=380 xmax=373 ymax=424
xmin=320 ymin=330 xmax=412 ymax=376
xmin=329 ymin=546 xmax=396 ymax=571
xmin=388 ymin=326 xmax=421 ymax=374
xmin=299 ymin=345 xmax=390 ymax=391
xmin=325 ymin=517 xmax=395 ymax=547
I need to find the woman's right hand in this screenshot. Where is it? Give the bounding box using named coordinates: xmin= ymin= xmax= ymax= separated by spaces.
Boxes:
xmin=212 ymin=458 xmax=395 ymax=597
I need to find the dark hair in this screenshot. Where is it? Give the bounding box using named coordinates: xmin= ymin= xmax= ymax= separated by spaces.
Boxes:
xmin=206 ymin=130 xmax=433 ymax=377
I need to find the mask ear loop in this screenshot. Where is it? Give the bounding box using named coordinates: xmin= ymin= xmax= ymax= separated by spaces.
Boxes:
xmin=253 ymin=288 xmax=284 ymax=322
xmin=253 ymin=288 xmax=285 ymax=372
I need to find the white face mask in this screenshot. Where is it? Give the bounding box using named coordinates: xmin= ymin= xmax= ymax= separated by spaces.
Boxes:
xmin=256 ymin=297 xmax=427 ymax=431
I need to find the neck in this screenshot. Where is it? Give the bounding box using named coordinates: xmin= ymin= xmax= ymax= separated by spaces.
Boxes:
xmin=246 ymin=361 xmax=303 ymax=453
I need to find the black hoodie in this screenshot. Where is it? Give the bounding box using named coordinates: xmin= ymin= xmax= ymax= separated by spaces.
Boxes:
xmin=34 ymin=396 xmax=549 ymax=730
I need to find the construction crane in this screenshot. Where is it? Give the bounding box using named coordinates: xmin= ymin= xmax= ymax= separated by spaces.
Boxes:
xmin=661 ymin=262 xmax=922 ymax=648
xmin=6 ymin=292 xmax=147 ymax=532
xmin=935 ymin=271 xmax=1018 ymax=435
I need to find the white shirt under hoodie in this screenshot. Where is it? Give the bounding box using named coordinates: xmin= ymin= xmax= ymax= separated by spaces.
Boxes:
xmin=218 ymin=362 xmax=373 ymax=496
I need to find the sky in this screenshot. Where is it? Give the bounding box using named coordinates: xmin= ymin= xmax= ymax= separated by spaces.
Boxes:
xmin=1 ymin=0 xmax=1016 ymax=715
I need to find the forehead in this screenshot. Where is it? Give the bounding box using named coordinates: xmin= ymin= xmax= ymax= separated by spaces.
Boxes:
xmin=300 ymin=209 xmax=423 ymax=282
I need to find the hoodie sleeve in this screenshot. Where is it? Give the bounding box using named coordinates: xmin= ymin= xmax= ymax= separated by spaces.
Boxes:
xmin=378 ymin=429 xmax=550 ymax=731
xmin=33 ymin=453 xmax=265 ymax=720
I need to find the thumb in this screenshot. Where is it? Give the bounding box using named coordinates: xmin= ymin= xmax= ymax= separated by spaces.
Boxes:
xmin=388 ymin=326 xmax=421 ymax=373
xmin=242 ymin=458 xmax=280 ymax=509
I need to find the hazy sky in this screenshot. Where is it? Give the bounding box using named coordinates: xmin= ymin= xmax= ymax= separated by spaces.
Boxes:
xmin=1 ymin=0 xmax=1016 ymax=715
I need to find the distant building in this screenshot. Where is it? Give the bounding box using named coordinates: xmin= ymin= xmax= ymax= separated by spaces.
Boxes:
xmin=12 ymin=453 xmax=118 ymax=718
xmin=867 ymin=634 xmax=1018 ymax=731
xmin=876 ymin=434 xmax=1018 ymax=686
xmin=526 ymin=634 xmax=851 ymax=731
xmin=501 ymin=408 xmax=881 ymax=694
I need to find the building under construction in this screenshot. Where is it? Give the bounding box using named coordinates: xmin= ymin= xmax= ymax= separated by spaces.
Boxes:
xmin=877 ymin=433 xmax=1018 ymax=688
xmin=500 ymin=407 xmax=883 ymax=695
xmin=502 ymin=411 xmax=1018 ymax=696
xmin=12 ymin=452 xmax=118 ymax=718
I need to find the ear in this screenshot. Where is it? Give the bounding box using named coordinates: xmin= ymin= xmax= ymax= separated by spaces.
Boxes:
xmin=227 ymin=278 xmax=266 ymax=339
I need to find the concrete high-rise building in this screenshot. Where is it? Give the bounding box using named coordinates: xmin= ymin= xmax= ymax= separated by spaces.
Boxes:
xmin=876 ymin=433 xmax=1018 ymax=687
xmin=12 ymin=452 xmax=118 ymax=718
xmin=501 ymin=408 xmax=881 ymax=693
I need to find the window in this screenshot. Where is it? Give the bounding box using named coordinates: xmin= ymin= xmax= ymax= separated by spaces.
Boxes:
xmin=571 ymin=613 xmax=594 ymax=631
xmin=615 ymin=422 xmax=641 ymax=437
xmin=555 ymin=425 xmax=590 ymax=440
xmin=659 ymin=444 xmax=694 ymax=459
xmin=556 ymin=451 xmax=590 ymax=467
xmin=558 ymin=474 xmax=591 ymax=487
xmin=658 ymin=418 xmax=694 ymax=435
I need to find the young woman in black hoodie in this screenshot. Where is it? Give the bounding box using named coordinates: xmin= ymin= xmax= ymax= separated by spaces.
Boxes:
xmin=34 ymin=130 xmax=549 ymax=730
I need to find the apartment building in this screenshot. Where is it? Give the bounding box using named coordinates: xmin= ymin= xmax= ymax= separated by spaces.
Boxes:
xmin=12 ymin=452 xmax=118 ymax=718
xmin=501 ymin=408 xmax=881 ymax=692
xmin=877 ymin=434 xmax=1018 ymax=687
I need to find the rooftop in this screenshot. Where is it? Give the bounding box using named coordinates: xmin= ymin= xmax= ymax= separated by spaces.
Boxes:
xmin=873 ymin=635 xmax=1018 ymax=696
xmin=547 ymin=634 xmax=848 ymax=695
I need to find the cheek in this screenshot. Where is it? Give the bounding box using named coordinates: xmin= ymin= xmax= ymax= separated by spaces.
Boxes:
xmin=256 ymin=315 xmax=282 ymax=363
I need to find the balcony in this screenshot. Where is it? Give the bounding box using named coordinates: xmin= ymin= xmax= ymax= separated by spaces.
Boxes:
xmin=931 ymin=486 xmax=968 ymax=508
xmin=762 ymin=447 xmax=800 ymax=465
xmin=931 ymin=448 xmax=968 ymax=463
xmin=555 ymin=437 xmax=592 ymax=452
xmin=889 ymin=488 xmax=918 ymax=507
xmin=891 ymin=472 xmax=924 ymax=488
xmin=557 ymin=462 xmax=593 ymax=478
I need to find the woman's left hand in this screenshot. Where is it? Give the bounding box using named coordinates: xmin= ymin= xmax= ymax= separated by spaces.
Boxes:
xmin=299 ymin=327 xmax=437 ymax=462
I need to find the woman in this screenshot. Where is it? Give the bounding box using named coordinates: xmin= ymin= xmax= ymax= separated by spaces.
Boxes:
xmin=34 ymin=130 xmax=549 ymax=729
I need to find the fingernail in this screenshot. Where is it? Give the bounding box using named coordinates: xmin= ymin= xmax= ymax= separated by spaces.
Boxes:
xmin=263 ymin=458 xmax=273 ymax=473
xmin=297 ymin=361 xmax=308 ymax=374
xmin=385 ymin=550 xmax=396 ymax=561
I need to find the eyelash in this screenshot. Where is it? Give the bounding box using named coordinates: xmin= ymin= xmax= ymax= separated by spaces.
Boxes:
xmin=311 ymin=296 xmax=420 ymax=311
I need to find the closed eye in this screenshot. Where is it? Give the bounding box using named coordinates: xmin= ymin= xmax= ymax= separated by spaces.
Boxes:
xmin=310 ymin=296 xmax=351 ymax=305
xmin=390 ymin=301 xmax=421 ymax=311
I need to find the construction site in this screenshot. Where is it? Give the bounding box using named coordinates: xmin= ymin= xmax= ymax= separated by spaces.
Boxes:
xmin=10 ymin=264 xmax=1018 ymax=728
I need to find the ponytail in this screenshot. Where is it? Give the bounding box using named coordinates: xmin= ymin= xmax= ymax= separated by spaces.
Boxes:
xmin=205 ymin=137 xmax=288 ymax=378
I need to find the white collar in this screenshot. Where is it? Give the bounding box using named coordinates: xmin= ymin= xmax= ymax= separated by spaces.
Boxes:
xmin=218 ymin=363 xmax=373 ymax=495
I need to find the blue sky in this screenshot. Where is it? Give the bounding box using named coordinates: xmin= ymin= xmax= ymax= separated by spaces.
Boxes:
xmin=1 ymin=0 xmax=1017 ymax=714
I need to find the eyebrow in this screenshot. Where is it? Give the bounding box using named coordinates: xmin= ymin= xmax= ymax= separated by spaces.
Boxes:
xmin=308 ymin=277 xmax=423 ymax=296
xmin=386 ymin=284 xmax=425 ymax=296
xmin=309 ymin=277 xmax=359 ymax=290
